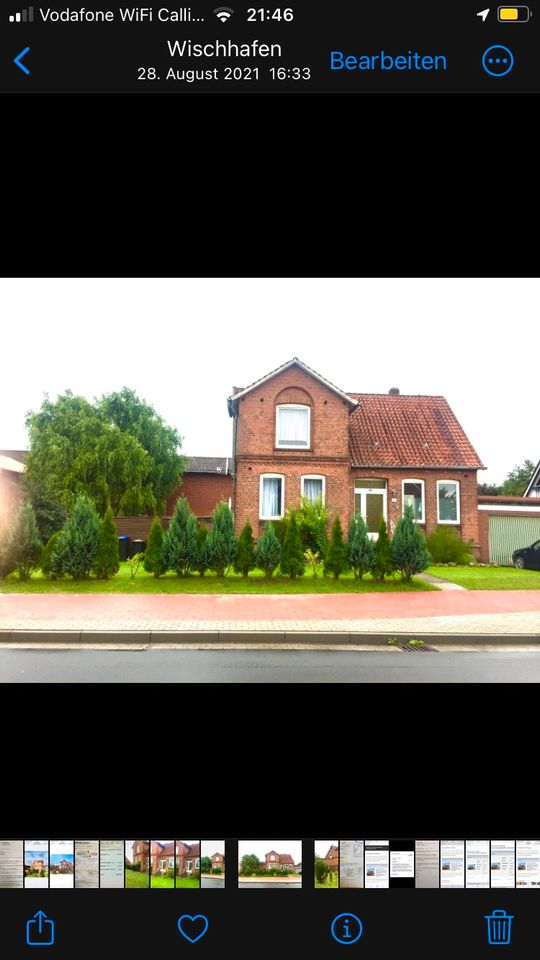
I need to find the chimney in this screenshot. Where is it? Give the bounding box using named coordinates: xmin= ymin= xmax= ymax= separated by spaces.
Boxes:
xmin=389 ymin=387 xmax=400 ymax=395
xmin=232 ymin=386 xmax=244 ymax=395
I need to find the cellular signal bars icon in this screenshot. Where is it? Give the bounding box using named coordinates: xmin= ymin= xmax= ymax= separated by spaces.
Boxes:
xmin=9 ymin=5 xmax=34 ymax=20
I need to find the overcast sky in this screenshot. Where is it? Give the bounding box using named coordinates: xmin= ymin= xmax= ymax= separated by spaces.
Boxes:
xmin=201 ymin=840 xmax=224 ymax=857
xmin=238 ymin=840 xmax=302 ymax=861
xmin=315 ymin=840 xmax=338 ymax=858
xmin=0 ymin=278 xmax=536 ymax=483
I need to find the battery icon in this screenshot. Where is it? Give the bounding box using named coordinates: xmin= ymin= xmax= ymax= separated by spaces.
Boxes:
xmin=497 ymin=5 xmax=531 ymax=19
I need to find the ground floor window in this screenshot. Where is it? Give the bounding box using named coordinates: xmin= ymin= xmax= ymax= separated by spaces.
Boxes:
xmin=259 ymin=474 xmax=284 ymax=519
xmin=437 ymin=480 xmax=460 ymax=523
xmin=402 ymin=479 xmax=425 ymax=522
xmin=354 ymin=479 xmax=387 ymax=538
xmin=301 ymin=474 xmax=325 ymax=504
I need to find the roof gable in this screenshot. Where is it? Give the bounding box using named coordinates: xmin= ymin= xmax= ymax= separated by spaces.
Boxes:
xmin=227 ymin=358 xmax=358 ymax=415
xmin=524 ymin=460 xmax=540 ymax=497
xmin=348 ymin=393 xmax=484 ymax=469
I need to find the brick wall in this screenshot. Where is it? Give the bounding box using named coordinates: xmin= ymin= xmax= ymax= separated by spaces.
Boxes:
xmin=114 ymin=473 xmax=232 ymax=543
xmin=235 ymin=365 xmax=352 ymax=461
xmin=165 ymin=472 xmax=232 ymax=517
xmin=233 ymin=365 xmax=352 ymax=535
xmin=232 ymin=364 xmax=480 ymax=544
xmin=350 ymin=467 xmax=480 ymax=548
xmin=235 ymin=458 xmax=350 ymax=537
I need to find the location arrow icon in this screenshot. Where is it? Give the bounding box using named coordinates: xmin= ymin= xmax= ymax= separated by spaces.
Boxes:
xmin=477 ymin=8 xmax=490 ymax=20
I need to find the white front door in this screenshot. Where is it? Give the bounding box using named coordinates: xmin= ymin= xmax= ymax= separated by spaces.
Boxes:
xmin=354 ymin=481 xmax=387 ymax=539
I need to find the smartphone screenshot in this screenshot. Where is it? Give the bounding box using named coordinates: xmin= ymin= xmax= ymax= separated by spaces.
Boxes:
xmin=0 ymin=0 xmax=537 ymax=91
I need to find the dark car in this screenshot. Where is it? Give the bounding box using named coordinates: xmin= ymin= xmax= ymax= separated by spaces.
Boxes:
xmin=512 ymin=540 xmax=540 ymax=570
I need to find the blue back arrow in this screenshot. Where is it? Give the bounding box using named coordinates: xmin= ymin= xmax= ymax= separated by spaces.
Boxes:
xmin=14 ymin=46 xmax=30 ymax=74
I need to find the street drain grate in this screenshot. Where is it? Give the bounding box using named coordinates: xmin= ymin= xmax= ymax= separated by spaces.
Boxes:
xmin=399 ymin=643 xmax=437 ymax=653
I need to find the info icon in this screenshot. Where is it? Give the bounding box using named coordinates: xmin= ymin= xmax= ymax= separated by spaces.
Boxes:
xmin=482 ymin=44 xmax=514 ymax=76
xmin=330 ymin=913 xmax=363 ymax=945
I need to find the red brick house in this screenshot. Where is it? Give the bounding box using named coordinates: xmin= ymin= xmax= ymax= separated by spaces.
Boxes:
xmin=176 ymin=841 xmax=200 ymax=876
xmin=263 ymin=851 xmax=296 ymax=871
xmin=150 ymin=841 xmax=175 ymax=875
xmin=227 ymin=358 xmax=484 ymax=550
xmin=324 ymin=845 xmax=339 ymax=872
xmin=166 ymin=457 xmax=232 ymax=522
xmin=211 ymin=852 xmax=225 ymax=872
xmin=130 ymin=840 xmax=149 ymax=870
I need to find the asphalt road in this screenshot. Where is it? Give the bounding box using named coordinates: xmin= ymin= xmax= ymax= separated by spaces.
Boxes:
xmin=2 ymin=647 xmax=540 ymax=682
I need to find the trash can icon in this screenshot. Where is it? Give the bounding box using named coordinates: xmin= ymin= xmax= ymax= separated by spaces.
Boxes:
xmin=485 ymin=909 xmax=514 ymax=945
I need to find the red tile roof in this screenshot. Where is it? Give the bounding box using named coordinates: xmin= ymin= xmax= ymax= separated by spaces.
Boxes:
xmin=347 ymin=394 xmax=484 ymax=469
xmin=276 ymin=854 xmax=295 ymax=865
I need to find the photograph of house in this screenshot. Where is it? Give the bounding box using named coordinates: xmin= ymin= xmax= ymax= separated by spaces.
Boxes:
xmin=175 ymin=840 xmax=201 ymax=888
xmin=227 ymin=357 xmax=484 ymax=550
xmin=238 ymin=841 xmax=302 ymax=889
xmin=50 ymin=857 xmax=74 ymax=874
xmin=150 ymin=840 xmax=175 ymax=888
xmin=315 ymin=840 xmax=339 ymax=888
xmin=24 ymin=842 xmax=49 ymax=887
xmin=49 ymin=842 xmax=75 ymax=889
xmin=125 ymin=840 xmax=150 ymax=888
xmin=201 ymin=840 xmax=225 ymax=888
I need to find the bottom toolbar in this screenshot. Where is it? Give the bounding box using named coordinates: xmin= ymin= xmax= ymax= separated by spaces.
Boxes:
xmin=0 ymin=890 xmax=534 ymax=958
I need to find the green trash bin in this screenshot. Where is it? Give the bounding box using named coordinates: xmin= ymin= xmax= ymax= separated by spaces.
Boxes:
xmin=130 ymin=539 xmax=145 ymax=557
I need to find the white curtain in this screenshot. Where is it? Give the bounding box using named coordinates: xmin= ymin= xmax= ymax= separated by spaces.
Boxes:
xmin=278 ymin=407 xmax=308 ymax=445
xmin=262 ymin=477 xmax=281 ymax=516
xmin=303 ymin=478 xmax=322 ymax=503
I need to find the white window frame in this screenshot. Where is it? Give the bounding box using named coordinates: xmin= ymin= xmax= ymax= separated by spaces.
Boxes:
xmin=275 ymin=404 xmax=311 ymax=449
xmin=437 ymin=479 xmax=461 ymax=524
xmin=259 ymin=473 xmax=285 ymax=520
xmin=301 ymin=474 xmax=326 ymax=504
xmin=402 ymin=478 xmax=425 ymax=523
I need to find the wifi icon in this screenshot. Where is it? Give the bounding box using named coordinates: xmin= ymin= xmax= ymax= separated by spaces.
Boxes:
xmin=213 ymin=6 xmax=234 ymax=21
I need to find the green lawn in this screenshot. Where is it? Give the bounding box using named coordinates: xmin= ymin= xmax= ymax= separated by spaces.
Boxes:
xmin=0 ymin=563 xmax=434 ymax=594
xmin=125 ymin=869 xmax=149 ymax=888
xmin=150 ymin=875 xmax=175 ymax=888
xmin=175 ymin=876 xmax=200 ymax=888
xmin=427 ymin=565 xmax=540 ymax=590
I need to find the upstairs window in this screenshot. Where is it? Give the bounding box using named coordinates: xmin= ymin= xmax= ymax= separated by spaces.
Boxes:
xmin=403 ymin=480 xmax=425 ymax=522
xmin=437 ymin=480 xmax=460 ymax=523
xmin=276 ymin=404 xmax=310 ymax=448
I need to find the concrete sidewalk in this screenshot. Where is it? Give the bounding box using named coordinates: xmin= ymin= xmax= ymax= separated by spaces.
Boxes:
xmin=0 ymin=591 xmax=539 ymax=643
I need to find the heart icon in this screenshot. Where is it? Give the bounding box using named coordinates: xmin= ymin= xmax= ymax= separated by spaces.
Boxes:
xmin=177 ymin=914 xmax=209 ymax=944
